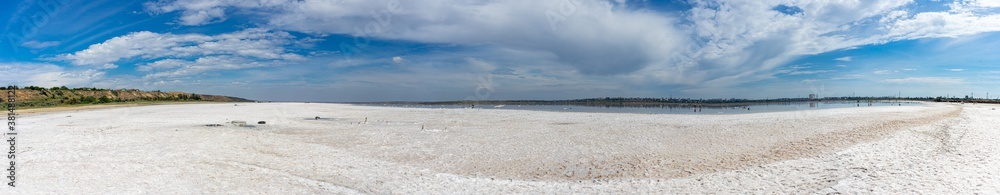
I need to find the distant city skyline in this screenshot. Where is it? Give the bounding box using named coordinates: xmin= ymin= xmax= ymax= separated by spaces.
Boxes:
xmin=2 ymin=0 xmax=1000 ymax=102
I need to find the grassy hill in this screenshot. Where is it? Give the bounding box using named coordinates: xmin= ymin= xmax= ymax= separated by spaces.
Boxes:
xmin=1 ymin=86 xmax=253 ymax=109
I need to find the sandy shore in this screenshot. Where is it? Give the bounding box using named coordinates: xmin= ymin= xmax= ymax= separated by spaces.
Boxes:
xmin=14 ymin=101 xmax=218 ymax=114
xmin=5 ymin=102 xmax=999 ymax=193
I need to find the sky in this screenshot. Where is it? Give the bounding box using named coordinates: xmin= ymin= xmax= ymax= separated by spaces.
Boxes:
xmin=2 ymin=0 xmax=1000 ymax=102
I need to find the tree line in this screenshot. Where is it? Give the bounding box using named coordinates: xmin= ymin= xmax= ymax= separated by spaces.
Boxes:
xmin=0 ymin=85 xmax=146 ymax=91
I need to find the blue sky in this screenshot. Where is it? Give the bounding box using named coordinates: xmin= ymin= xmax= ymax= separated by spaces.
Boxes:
xmin=2 ymin=0 xmax=1000 ymax=102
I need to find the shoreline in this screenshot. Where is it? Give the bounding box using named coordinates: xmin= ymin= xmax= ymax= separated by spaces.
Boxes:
xmin=14 ymin=101 xmax=233 ymax=115
xmin=351 ymin=98 xmax=943 ymax=107
xmin=347 ymin=101 xmax=935 ymax=116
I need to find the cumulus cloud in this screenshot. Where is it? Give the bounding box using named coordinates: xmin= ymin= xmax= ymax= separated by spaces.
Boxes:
xmin=58 ymin=28 xmax=306 ymax=78
xmin=882 ymin=11 xmax=1000 ymax=40
xmin=145 ymin=0 xmax=686 ymax=77
xmin=951 ymin=0 xmax=1000 ymax=12
xmin=0 ymin=63 xmax=106 ymax=87
xmin=140 ymin=0 xmax=1000 ymax=89
xmin=141 ymin=55 xmax=282 ymax=79
xmin=144 ymin=0 xmax=292 ymax=25
xmin=59 ymin=28 xmax=302 ymax=66
xmin=663 ymin=0 xmax=916 ymax=85
xmin=392 ymin=56 xmax=405 ymax=64
xmin=668 ymin=0 xmax=1000 ymax=86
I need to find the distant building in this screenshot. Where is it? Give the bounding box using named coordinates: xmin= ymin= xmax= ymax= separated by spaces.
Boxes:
xmin=808 ymin=94 xmax=817 ymax=100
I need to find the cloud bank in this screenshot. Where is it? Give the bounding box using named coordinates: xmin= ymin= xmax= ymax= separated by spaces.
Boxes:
xmin=57 ymin=28 xmax=305 ymax=79
xmin=139 ymin=0 xmax=1000 ymax=85
xmin=28 ymin=0 xmax=1000 ymax=100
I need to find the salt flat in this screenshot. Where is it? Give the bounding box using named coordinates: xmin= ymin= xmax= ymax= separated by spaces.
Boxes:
xmin=5 ymin=102 xmax=999 ymax=193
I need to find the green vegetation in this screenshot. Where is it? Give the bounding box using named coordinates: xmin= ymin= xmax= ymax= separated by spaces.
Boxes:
xmin=0 ymin=86 xmax=252 ymax=109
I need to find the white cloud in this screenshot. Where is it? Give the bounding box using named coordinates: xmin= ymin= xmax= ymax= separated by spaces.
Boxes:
xmin=141 ymin=55 xmax=285 ymax=79
xmin=141 ymin=0 xmax=1000 ymax=90
xmin=951 ymin=0 xmax=1000 ymax=12
xmin=60 ymin=28 xmax=302 ymax=66
xmin=834 ymin=56 xmax=852 ymax=62
xmin=100 ymin=63 xmax=119 ymax=69
xmin=136 ymin=59 xmax=190 ymax=71
xmin=882 ymin=77 xmax=964 ymax=84
xmin=973 ymin=0 xmax=1000 ymax=7
xmin=20 ymin=41 xmax=61 ymax=49
xmin=144 ymin=0 xmax=293 ymax=25
xmin=779 ymin=70 xmax=833 ymax=75
xmin=145 ymin=0 xmax=686 ymax=78
xmin=882 ymin=11 xmax=1000 ymax=40
xmin=30 ymin=69 xmax=108 ymax=88
xmin=873 ymin=70 xmax=894 ymax=74
xmin=59 ymin=28 xmax=306 ymax=78
xmin=673 ymin=0 xmax=1000 ymax=86
xmin=0 ymin=63 xmax=106 ymax=87
xmin=392 ymin=56 xmax=405 ymax=64
xmin=326 ymin=58 xmax=380 ymax=69
xmin=674 ymin=0 xmax=916 ymax=84
xmin=831 ymin=74 xmax=862 ymax=80
xmin=947 ymin=68 xmax=965 ymax=72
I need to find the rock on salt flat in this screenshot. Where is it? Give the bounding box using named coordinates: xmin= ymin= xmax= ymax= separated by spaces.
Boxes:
xmin=4 ymin=102 xmax=1000 ymax=193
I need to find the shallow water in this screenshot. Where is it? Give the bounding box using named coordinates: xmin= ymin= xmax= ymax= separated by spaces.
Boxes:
xmin=364 ymin=101 xmax=924 ymax=115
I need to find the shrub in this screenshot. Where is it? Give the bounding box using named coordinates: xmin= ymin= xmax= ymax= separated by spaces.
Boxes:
xmin=23 ymin=86 xmax=44 ymax=90
xmin=80 ymin=96 xmax=97 ymax=104
xmin=98 ymin=96 xmax=112 ymax=103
